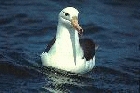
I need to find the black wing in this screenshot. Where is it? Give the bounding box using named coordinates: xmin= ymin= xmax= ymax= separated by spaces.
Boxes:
xmin=79 ymin=38 xmax=95 ymax=61
xmin=44 ymin=38 xmax=96 ymax=61
xmin=45 ymin=37 xmax=56 ymax=52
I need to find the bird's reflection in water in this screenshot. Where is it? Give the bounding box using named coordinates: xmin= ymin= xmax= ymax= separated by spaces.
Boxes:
xmin=41 ymin=66 xmax=94 ymax=93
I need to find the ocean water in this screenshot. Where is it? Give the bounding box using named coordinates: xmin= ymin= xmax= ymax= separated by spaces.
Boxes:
xmin=0 ymin=0 xmax=140 ymax=93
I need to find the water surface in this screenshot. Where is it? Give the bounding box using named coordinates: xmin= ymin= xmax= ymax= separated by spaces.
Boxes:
xmin=0 ymin=0 xmax=140 ymax=93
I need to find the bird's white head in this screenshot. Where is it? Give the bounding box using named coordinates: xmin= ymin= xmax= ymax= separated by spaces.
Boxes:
xmin=58 ymin=7 xmax=83 ymax=35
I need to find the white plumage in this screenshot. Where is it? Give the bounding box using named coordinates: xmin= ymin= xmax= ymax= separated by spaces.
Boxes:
xmin=41 ymin=7 xmax=96 ymax=74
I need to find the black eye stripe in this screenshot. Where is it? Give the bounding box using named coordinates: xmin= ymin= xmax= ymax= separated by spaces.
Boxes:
xmin=62 ymin=12 xmax=70 ymax=16
xmin=65 ymin=13 xmax=69 ymax=16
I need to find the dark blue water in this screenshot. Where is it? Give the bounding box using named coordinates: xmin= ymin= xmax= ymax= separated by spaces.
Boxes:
xmin=0 ymin=0 xmax=140 ymax=93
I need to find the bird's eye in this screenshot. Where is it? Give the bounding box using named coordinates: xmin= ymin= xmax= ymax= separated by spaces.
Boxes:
xmin=65 ymin=13 xmax=69 ymax=16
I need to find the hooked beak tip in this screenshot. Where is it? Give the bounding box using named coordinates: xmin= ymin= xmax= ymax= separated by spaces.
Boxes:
xmin=78 ymin=28 xmax=83 ymax=36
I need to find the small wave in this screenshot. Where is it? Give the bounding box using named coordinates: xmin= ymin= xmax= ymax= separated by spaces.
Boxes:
xmin=0 ymin=17 xmax=13 ymax=25
xmin=93 ymin=66 xmax=139 ymax=85
xmin=0 ymin=62 xmax=42 ymax=78
xmin=14 ymin=13 xmax=28 ymax=18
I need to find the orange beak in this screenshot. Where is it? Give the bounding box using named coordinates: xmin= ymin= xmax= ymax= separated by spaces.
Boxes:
xmin=71 ymin=16 xmax=83 ymax=35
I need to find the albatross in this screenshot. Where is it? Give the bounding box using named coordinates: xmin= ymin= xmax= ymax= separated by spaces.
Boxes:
xmin=41 ymin=7 xmax=97 ymax=74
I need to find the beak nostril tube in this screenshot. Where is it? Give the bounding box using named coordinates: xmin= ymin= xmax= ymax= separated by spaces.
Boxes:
xmin=71 ymin=16 xmax=83 ymax=36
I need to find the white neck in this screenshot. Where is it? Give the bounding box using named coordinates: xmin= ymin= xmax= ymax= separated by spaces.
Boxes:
xmin=56 ymin=22 xmax=79 ymax=42
xmin=54 ymin=22 xmax=83 ymax=62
